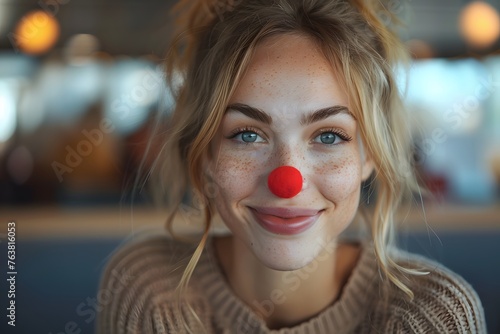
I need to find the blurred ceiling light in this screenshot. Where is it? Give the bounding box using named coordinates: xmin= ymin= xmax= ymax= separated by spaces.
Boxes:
xmin=104 ymin=61 xmax=163 ymax=135
xmin=18 ymin=82 xmax=45 ymax=134
xmin=460 ymin=1 xmax=500 ymax=48
xmin=404 ymin=58 xmax=487 ymax=132
xmin=13 ymin=10 xmax=60 ymax=55
xmin=64 ymin=34 xmax=100 ymax=64
xmin=39 ymin=61 xmax=104 ymax=125
xmin=0 ymin=81 xmax=17 ymax=143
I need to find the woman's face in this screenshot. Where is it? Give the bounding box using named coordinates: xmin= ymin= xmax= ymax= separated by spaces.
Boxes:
xmin=208 ymin=34 xmax=373 ymax=270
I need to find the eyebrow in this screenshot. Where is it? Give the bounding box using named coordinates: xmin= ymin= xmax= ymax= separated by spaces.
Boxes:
xmin=225 ymin=103 xmax=354 ymax=126
xmin=226 ymin=103 xmax=273 ymax=124
xmin=301 ymin=105 xmax=355 ymax=125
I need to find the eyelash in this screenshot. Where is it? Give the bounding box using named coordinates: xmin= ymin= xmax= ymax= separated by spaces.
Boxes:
xmin=227 ymin=126 xmax=265 ymax=144
xmin=227 ymin=126 xmax=353 ymax=144
xmin=316 ymin=128 xmax=353 ymax=143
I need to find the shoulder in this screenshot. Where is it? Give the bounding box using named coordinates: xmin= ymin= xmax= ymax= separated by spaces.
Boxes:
xmin=95 ymin=232 xmax=211 ymax=333
xmin=97 ymin=232 xmax=195 ymax=302
xmin=373 ymin=249 xmax=487 ymax=333
xmin=99 ymin=232 xmax=195 ymax=281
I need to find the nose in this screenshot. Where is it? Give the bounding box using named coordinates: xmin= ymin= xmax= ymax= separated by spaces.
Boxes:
xmin=268 ymin=166 xmax=303 ymax=198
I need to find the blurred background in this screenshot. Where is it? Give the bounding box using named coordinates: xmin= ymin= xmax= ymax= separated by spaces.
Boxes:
xmin=0 ymin=0 xmax=499 ymax=333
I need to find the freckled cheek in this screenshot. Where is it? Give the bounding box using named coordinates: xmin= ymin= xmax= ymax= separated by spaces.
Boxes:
xmin=312 ymin=155 xmax=362 ymax=202
xmin=213 ymin=147 xmax=268 ymax=199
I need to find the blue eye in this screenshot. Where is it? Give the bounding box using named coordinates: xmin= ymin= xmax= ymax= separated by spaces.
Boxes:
xmin=230 ymin=130 xmax=265 ymax=143
xmin=314 ymin=131 xmax=341 ymax=144
xmin=318 ymin=132 xmax=337 ymax=144
xmin=241 ymin=131 xmax=259 ymax=143
xmin=313 ymin=129 xmax=352 ymax=145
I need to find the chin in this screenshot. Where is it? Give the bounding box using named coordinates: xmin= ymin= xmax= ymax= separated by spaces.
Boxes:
xmin=249 ymin=236 xmax=327 ymax=271
xmin=266 ymin=260 xmax=311 ymax=272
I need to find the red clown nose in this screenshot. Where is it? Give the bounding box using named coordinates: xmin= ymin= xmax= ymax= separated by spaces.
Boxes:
xmin=267 ymin=166 xmax=303 ymax=198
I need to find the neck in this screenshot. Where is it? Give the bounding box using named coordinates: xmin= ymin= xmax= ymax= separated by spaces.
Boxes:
xmin=214 ymin=235 xmax=359 ymax=329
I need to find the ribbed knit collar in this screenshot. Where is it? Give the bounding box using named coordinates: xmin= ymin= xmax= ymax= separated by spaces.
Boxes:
xmin=194 ymin=238 xmax=380 ymax=334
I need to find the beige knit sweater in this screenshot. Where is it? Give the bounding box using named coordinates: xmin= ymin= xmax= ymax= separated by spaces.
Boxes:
xmin=96 ymin=233 xmax=487 ymax=333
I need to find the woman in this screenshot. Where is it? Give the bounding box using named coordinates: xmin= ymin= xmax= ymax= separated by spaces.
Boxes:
xmin=97 ymin=0 xmax=486 ymax=332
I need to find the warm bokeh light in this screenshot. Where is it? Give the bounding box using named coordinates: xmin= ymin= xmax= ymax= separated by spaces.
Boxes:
xmin=460 ymin=1 xmax=500 ymax=48
xmin=14 ymin=10 xmax=60 ymax=55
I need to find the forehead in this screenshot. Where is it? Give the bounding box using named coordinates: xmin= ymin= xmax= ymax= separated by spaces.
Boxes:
xmin=229 ymin=33 xmax=349 ymax=110
xmin=250 ymin=34 xmax=330 ymax=72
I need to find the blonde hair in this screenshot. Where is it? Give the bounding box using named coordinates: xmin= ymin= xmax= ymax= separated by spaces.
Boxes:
xmin=147 ymin=0 xmax=424 ymax=331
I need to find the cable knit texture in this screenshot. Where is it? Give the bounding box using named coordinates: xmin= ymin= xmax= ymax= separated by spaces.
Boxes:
xmin=96 ymin=233 xmax=487 ymax=333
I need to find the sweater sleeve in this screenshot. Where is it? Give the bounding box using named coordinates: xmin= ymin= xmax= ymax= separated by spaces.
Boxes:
xmin=95 ymin=233 xmax=214 ymax=334
xmin=382 ymin=253 xmax=487 ymax=334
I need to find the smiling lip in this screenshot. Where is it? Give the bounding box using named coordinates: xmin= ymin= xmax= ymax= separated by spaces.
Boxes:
xmin=250 ymin=207 xmax=323 ymax=235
